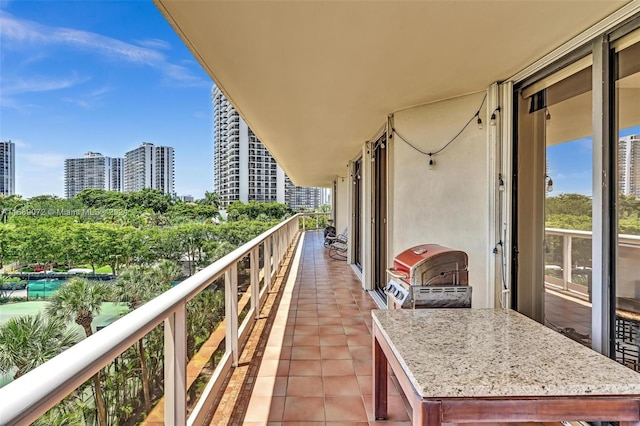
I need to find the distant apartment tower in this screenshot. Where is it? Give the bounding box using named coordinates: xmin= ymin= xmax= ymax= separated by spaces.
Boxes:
xmin=285 ymin=176 xmax=322 ymax=210
xmin=212 ymin=85 xmax=321 ymax=209
xmin=0 ymin=140 xmax=15 ymax=196
xmin=64 ymin=152 xmax=123 ymax=198
xmin=124 ymin=143 xmax=175 ymax=194
xmin=619 ymin=135 xmax=640 ymax=199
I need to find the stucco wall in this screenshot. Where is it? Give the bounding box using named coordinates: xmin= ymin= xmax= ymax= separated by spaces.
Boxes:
xmin=335 ymin=177 xmax=350 ymax=236
xmin=391 ymin=92 xmax=492 ymax=308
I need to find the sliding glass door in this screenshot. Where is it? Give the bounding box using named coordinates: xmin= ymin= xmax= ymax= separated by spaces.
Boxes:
xmin=614 ymin=29 xmax=640 ymax=372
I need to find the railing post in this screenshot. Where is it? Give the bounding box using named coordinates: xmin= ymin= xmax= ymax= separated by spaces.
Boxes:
xmin=315 ymin=214 xmax=318 ymax=230
xmin=563 ymin=234 xmax=572 ymax=291
xmin=164 ymin=303 xmax=187 ymax=425
xmin=302 ymin=215 xmax=306 ymax=231
xmin=250 ymin=247 xmax=260 ymax=320
xmin=264 ymin=237 xmax=272 ymax=291
xmin=225 ymin=263 xmax=239 ymax=367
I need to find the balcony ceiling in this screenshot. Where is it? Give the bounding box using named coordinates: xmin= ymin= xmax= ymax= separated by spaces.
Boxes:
xmin=155 ymin=0 xmax=628 ymax=187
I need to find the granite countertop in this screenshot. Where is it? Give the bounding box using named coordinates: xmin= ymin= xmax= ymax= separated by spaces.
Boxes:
xmin=372 ymin=308 xmax=640 ymax=398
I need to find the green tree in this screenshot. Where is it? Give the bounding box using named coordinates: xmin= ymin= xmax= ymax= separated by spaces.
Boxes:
xmin=46 ymin=278 xmax=112 ymax=426
xmin=113 ymin=268 xmax=157 ymax=414
xmin=0 ymin=313 xmax=80 ymax=379
xmin=545 ymin=193 xmax=592 ymax=217
xmin=198 ymin=191 xmax=221 ymax=208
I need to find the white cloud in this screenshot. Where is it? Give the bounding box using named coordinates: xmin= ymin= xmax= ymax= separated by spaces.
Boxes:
xmin=136 ymin=38 xmax=171 ymax=50
xmin=2 ymin=74 xmax=89 ymax=96
xmin=0 ymin=11 xmax=208 ymax=86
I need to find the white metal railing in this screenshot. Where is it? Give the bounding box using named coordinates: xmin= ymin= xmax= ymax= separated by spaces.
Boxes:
xmin=545 ymin=227 xmax=640 ymax=296
xmin=0 ymin=214 xmax=301 ymax=425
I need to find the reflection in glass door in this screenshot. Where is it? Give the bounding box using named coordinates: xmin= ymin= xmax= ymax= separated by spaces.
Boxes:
xmin=614 ymin=30 xmax=640 ymax=372
xmin=353 ymin=158 xmax=362 ymax=269
xmin=516 ymin=58 xmax=594 ymax=346
xmin=372 ymin=135 xmax=387 ymax=295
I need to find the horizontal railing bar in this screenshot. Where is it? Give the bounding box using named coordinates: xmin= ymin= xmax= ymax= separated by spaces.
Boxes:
xmin=0 ymin=214 xmax=301 ymax=425
xmin=546 ymin=227 xmax=640 ymax=245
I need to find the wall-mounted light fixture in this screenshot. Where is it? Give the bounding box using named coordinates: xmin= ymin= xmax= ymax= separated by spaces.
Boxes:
xmin=489 ymin=107 xmax=501 ymax=126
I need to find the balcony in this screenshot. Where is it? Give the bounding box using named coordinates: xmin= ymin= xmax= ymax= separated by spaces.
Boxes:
xmin=2 ymin=213 xmax=639 ymax=424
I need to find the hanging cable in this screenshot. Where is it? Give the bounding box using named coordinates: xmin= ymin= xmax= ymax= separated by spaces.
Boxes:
xmin=392 ymin=93 xmax=487 ymax=158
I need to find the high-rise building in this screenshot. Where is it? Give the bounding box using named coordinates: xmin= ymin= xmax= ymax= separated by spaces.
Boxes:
xmin=213 ymin=86 xmax=321 ymax=209
xmin=124 ymin=143 xmax=175 ymax=194
xmin=0 ymin=140 xmax=15 ymax=196
xmin=64 ymin=152 xmax=124 ymax=198
xmin=285 ymin=176 xmax=322 ymax=210
xmin=619 ymin=135 xmax=640 ymax=198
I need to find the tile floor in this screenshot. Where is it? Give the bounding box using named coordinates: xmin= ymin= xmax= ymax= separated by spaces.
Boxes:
xmin=243 ymin=231 xmax=412 ymax=425
xmin=239 ymin=231 xmax=567 ymax=426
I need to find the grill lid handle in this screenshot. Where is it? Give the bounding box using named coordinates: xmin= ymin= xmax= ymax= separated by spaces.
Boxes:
xmin=387 ymin=268 xmax=408 ymax=280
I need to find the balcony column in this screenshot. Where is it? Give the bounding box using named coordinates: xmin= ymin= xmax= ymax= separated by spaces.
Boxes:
xmin=225 ymin=263 xmax=239 ymax=367
xmin=250 ymin=247 xmax=260 ymax=320
xmin=164 ymin=303 xmax=187 ymax=425
xmin=563 ymin=234 xmax=573 ymax=291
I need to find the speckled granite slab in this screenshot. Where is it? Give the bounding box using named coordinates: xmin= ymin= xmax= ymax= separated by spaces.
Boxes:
xmin=372 ymin=308 xmax=640 ymax=398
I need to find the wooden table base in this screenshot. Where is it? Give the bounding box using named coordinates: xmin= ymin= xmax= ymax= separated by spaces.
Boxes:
xmin=373 ymin=323 xmax=640 ymax=426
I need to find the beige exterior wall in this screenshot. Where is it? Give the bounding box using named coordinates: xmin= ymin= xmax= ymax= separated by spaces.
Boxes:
xmin=335 ymin=176 xmax=350 ymax=236
xmin=390 ymin=92 xmax=493 ymax=308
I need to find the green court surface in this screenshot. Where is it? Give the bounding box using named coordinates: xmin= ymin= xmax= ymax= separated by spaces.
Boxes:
xmin=0 ymin=302 xmax=130 ymax=332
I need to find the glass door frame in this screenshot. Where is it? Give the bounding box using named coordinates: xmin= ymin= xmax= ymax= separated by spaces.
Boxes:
xmin=511 ymin=19 xmax=640 ymax=358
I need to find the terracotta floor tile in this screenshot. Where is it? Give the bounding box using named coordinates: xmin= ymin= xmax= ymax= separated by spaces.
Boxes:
xmin=289 ymin=360 xmax=322 ymax=376
xmin=295 ymin=317 xmax=320 ymax=326
xmin=343 ymin=325 xmax=370 ymax=336
xmin=282 ymin=397 xmax=326 ymax=421
xmin=348 ymin=345 xmax=371 ymax=361
xmin=317 ymin=310 xmax=342 ymax=318
xmin=318 ymin=317 xmax=344 ymax=325
xmin=291 ymin=346 xmax=321 ymax=360
xmin=356 ymin=375 xmax=372 ymax=396
xmin=322 ymin=359 xmax=355 ymax=376
xmin=276 ymin=360 xmax=291 ymax=376
xmin=294 ymin=325 xmax=320 ymax=335
xmin=323 ymin=375 xmax=361 ymax=396
xmin=341 ymin=317 xmax=366 ymax=326
xmin=273 ymin=376 xmax=288 ymax=396
xmin=347 ymin=335 xmax=371 ymax=347
xmin=320 ymin=334 xmax=349 ymax=346
xmin=319 ymin=325 xmax=345 ymax=335
xmin=320 ymin=345 xmax=352 ymax=360
xmin=287 ymin=376 xmax=324 ymax=396
xmin=325 ymin=396 xmax=368 ymax=422
xmin=353 ymin=359 xmax=372 ymax=376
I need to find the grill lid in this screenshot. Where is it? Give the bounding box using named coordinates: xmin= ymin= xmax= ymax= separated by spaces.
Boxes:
xmin=391 ymin=244 xmax=468 ymax=287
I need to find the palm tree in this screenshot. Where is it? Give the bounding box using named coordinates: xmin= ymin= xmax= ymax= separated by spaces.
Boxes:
xmin=113 ymin=268 xmax=158 ymax=414
xmin=152 ymin=259 xmax=182 ymax=289
xmin=46 ymin=278 xmax=112 ymax=426
xmin=198 ymin=191 xmax=221 ymax=209
xmin=0 ymin=313 xmax=80 ymax=379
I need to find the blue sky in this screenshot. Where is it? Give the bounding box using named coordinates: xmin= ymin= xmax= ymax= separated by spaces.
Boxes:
xmin=547 ymin=126 xmax=640 ymax=197
xmin=0 ymin=0 xmax=213 ymax=198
